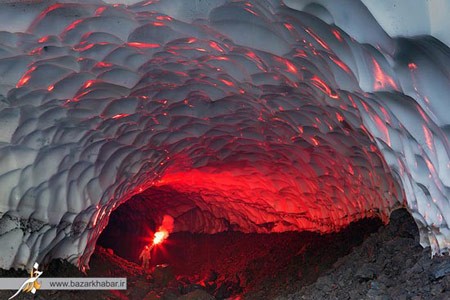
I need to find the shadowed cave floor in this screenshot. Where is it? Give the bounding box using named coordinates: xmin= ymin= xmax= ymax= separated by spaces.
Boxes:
xmin=1 ymin=209 xmax=450 ymax=299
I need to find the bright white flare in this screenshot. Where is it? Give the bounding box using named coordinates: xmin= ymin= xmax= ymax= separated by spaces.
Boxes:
xmin=153 ymin=231 xmax=168 ymax=246
xmin=153 ymin=215 xmax=174 ymax=245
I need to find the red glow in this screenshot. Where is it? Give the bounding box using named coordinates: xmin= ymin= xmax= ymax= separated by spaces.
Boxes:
xmin=92 ymin=208 xmax=101 ymax=227
xmin=418 ymin=107 xmax=430 ymax=122
xmin=373 ymin=114 xmax=391 ymax=147
xmin=305 ymin=28 xmax=330 ymax=51
xmin=371 ymin=57 xmax=399 ymax=91
xmin=151 ymin=129 xmax=392 ymax=233
xmin=209 ymin=41 xmax=224 ymax=52
xmin=83 ymin=80 xmax=95 ymax=89
xmin=331 ymin=29 xmax=343 ymax=42
xmin=329 ymin=55 xmax=352 ymax=74
xmin=423 ymin=125 xmax=434 ymax=151
xmin=95 ymin=6 xmax=107 ymax=16
xmin=277 ymin=58 xmax=298 ymax=74
xmin=186 ymin=38 xmax=197 ymax=44
xmin=244 ymin=8 xmax=258 ymax=16
xmin=47 ymin=84 xmax=54 ymax=91
xmin=245 ymin=50 xmax=259 ymax=61
xmin=29 ymin=47 xmax=43 ymax=55
xmin=311 ymin=75 xmax=339 ymax=99
xmin=16 ymin=66 xmax=37 ymax=88
xmin=64 ymin=19 xmax=84 ymax=33
xmin=284 ymin=23 xmax=295 ymax=31
xmin=112 ymin=113 xmax=130 ymax=119
xmin=127 ymin=42 xmax=160 ymax=49
xmin=156 ymin=15 xmax=173 ymax=21
xmin=29 ymin=3 xmax=65 ymax=30
xmin=74 ymin=43 xmax=95 ymax=52
xmin=408 ymin=63 xmax=418 ymax=70
xmin=151 ymin=21 xmax=165 ymax=27
xmin=220 ymin=78 xmax=235 ymax=87
xmin=286 ymin=62 xmax=298 ymax=75
xmin=361 ymin=100 xmax=370 ymax=112
xmin=95 ymin=61 xmax=113 ymax=68
xmin=212 ymin=56 xmax=229 ymax=61
xmin=244 ymin=50 xmax=265 ymax=71
xmin=293 ymin=50 xmax=308 ymax=58
xmin=19 ymin=76 xmax=31 ymax=87
xmin=38 ymin=36 xmax=50 ymax=43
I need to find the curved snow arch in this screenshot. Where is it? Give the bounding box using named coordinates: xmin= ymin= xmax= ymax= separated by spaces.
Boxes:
xmin=0 ymin=0 xmax=448 ymax=270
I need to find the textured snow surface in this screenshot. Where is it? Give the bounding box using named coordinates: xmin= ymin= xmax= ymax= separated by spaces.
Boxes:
xmin=0 ymin=0 xmax=449 ymax=270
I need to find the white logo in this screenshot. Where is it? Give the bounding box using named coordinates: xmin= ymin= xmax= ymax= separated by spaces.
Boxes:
xmin=8 ymin=262 xmax=43 ymax=300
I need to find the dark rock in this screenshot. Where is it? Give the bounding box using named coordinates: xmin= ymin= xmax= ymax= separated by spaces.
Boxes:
xmin=434 ymin=291 xmax=450 ymax=300
xmin=349 ymin=289 xmax=363 ymax=299
xmin=280 ymin=209 xmax=450 ymax=300
xmin=153 ymin=264 xmax=175 ymax=287
xmin=388 ymin=209 xmax=419 ymax=239
xmin=179 ymin=283 xmax=203 ymax=295
xmin=214 ymin=279 xmax=242 ymax=299
xmin=442 ymin=275 xmax=450 ymax=291
xmin=430 ymin=260 xmax=450 ymax=280
xmin=369 ymin=280 xmax=384 ymax=290
xmin=431 ymin=283 xmax=444 ymax=295
xmin=143 ymin=291 xmax=160 ymax=300
xmin=315 ymin=276 xmax=333 ymax=292
xmin=206 ymin=269 xmax=218 ymax=282
xmin=162 ymin=288 xmax=179 ymax=300
xmin=356 ymin=264 xmax=378 ymax=282
xmin=178 ymin=289 xmax=215 ymax=300
xmin=46 ymin=259 xmax=84 ymax=277
xmin=129 ymin=279 xmax=152 ymax=300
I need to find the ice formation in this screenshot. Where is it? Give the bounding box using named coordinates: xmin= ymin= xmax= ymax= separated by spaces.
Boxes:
xmin=0 ymin=0 xmax=449 ymax=270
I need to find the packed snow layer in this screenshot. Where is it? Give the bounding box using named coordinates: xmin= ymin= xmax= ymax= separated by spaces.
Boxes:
xmin=0 ymin=0 xmax=449 ymax=270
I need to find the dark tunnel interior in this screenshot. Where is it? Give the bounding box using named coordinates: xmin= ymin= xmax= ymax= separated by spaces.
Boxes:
xmin=96 ymin=185 xmax=393 ymax=298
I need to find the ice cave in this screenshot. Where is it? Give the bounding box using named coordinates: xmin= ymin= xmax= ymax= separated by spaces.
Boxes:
xmin=0 ymin=0 xmax=449 ymax=299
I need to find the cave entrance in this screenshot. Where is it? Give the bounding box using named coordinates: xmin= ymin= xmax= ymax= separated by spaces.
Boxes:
xmin=96 ymin=185 xmax=387 ymax=298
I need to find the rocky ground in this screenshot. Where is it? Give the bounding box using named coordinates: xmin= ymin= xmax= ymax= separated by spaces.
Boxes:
xmin=1 ymin=209 xmax=450 ymax=299
xmin=279 ymin=209 xmax=450 ymax=300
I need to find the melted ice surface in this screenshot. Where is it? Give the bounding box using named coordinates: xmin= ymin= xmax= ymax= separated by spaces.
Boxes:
xmin=0 ymin=0 xmax=449 ymax=269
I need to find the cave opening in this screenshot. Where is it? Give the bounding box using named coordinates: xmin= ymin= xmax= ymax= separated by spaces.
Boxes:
xmin=92 ymin=106 xmax=404 ymax=298
xmin=96 ymin=185 xmax=394 ymax=298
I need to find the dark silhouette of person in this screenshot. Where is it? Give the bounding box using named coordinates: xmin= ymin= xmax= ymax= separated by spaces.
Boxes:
xmin=139 ymin=244 xmax=153 ymax=270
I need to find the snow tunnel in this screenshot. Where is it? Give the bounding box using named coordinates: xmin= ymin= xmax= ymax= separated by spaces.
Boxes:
xmin=0 ymin=0 xmax=449 ymax=284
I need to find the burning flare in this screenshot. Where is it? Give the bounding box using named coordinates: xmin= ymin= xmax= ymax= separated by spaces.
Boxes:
xmin=153 ymin=230 xmax=168 ymax=245
xmin=152 ymin=215 xmax=174 ymax=246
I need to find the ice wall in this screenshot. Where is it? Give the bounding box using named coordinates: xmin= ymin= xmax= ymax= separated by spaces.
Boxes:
xmin=0 ymin=0 xmax=449 ymax=270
